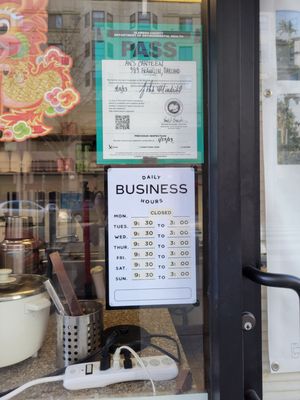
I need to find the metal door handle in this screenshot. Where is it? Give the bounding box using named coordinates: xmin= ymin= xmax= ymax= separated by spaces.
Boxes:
xmin=243 ymin=266 xmax=300 ymax=400
xmin=243 ymin=266 xmax=300 ymax=298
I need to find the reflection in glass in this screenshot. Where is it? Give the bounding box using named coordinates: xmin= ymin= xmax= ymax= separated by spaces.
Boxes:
xmin=277 ymin=94 xmax=300 ymax=163
xmin=179 ymin=17 xmax=193 ymax=32
xmin=276 ymin=10 xmax=300 ymax=80
xmin=48 ymin=13 xmax=63 ymax=30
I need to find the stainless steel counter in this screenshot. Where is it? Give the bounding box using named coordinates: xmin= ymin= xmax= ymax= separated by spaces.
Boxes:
xmin=0 ymin=307 xmax=195 ymax=399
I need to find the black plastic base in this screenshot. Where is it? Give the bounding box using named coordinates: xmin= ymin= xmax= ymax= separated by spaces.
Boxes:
xmin=101 ymin=325 xmax=150 ymax=353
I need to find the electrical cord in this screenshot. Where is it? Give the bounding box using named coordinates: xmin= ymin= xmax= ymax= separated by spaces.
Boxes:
xmin=170 ymin=306 xmax=195 ymax=316
xmin=112 ymin=345 xmax=156 ymax=396
xmin=149 ymin=343 xmax=179 ymax=363
xmin=0 ymin=329 xmax=180 ymax=398
xmin=0 ymin=330 xmax=119 ymax=398
xmin=0 ymin=375 xmax=64 ymax=400
xmin=0 ymin=347 xmax=103 ymax=398
xmin=113 ymin=334 xmax=180 ymax=364
xmin=149 ymin=334 xmax=181 ymax=364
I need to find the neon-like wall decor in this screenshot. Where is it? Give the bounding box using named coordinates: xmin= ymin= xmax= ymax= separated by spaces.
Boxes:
xmin=0 ymin=0 xmax=80 ymax=141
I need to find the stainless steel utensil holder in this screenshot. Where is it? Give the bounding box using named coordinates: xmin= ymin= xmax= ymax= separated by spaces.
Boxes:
xmin=56 ymin=300 xmax=103 ymax=368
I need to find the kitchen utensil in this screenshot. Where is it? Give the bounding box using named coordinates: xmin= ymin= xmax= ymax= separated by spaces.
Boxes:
xmin=49 ymin=251 xmax=83 ymax=316
xmin=5 ymin=215 xmax=32 ymax=239
xmin=0 ymin=268 xmax=21 ymax=289
xmin=91 ymin=265 xmax=105 ymax=302
xmin=0 ymin=216 xmax=42 ymax=274
xmin=0 ymin=268 xmax=15 ymax=284
xmin=83 ymin=181 xmax=92 ymax=298
xmin=44 ymin=279 xmax=67 ymax=316
xmin=0 ymin=270 xmax=50 ymax=367
xmin=56 ymin=300 xmax=103 ymax=368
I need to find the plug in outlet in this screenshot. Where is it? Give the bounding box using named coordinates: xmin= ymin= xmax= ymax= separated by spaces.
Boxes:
xmin=63 ymin=355 xmax=178 ymax=390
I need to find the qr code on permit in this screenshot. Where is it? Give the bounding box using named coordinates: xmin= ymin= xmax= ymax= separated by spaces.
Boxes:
xmin=115 ymin=115 xmax=130 ymax=130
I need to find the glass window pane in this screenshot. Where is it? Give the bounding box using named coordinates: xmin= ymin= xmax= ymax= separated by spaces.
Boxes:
xmin=179 ymin=17 xmax=193 ymax=32
xmin=49 ymin=14 xmax=63 ymax=29
xmin=261 ymin=1 xmax=300 ymax=397
xmin=107 ymin=13 xmax=113 ymax=23
xmin=130 ymin=13 xmax=136 ymax=28
xmin=85 ymin=42 xmax=90 ymax=58
xmin=276 ymin=11 xmax=300 ymax=80
xmin=92 ymin=10 xmax=105 ymax=27
xmin=0 ymin=1 xmax=205 ymax=399
xmin=85 ymin=71 xmax=91 ymax=86
xmin=85 ymin=12 xmax=90 ymax=28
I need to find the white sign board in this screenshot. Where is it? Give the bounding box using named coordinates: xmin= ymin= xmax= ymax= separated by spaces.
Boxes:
xmin=107 ymin=167 xmax=197 ymax=307
xmin=102 ymin=60 xmax=197 ymax=160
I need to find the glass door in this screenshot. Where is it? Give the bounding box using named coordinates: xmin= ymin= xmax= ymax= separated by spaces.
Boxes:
xmin=0 ymin=0 xmax=207 ymax=399
xmin=0 ymin=0 xmax=263 ymax=399
xmin=261 ymin=0 xmax=300 ymax=398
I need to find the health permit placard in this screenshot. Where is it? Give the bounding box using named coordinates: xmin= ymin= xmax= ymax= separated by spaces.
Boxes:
xmin=107 ymin=167 xmax=197 ymax=307
xmin=95 ymin=23 xmax=203 ymax=164
xmin=102 ymin=59 xmax=197 ymax=161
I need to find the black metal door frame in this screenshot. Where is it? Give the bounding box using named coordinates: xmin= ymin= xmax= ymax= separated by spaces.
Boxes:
xmin=202 ymin=0 xmax=261 ymax=398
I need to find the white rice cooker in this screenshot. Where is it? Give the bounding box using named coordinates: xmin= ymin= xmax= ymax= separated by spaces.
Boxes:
xmin=0 ymin=269 xmax=50 ymax=367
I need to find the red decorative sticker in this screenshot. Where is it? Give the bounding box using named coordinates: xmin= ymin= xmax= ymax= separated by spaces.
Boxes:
xmin=0 ymin=0 xmax=80 ymax=141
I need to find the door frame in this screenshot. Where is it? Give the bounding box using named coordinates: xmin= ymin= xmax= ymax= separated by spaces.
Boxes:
xmin=202 ymin=0 xmax=261 ymax=398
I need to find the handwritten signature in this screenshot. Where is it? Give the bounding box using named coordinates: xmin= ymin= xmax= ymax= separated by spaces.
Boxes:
xmin=139 ymin=80 xmax=183 ymax=99
xmin=158 ymin=136 xmax=174 ymax=144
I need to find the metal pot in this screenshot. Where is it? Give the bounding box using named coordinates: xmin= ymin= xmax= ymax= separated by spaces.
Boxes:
xmin=0 ymin=269 xmax=50 ymax=367
xmin=0 ymin=216 xmax=43 ymax=274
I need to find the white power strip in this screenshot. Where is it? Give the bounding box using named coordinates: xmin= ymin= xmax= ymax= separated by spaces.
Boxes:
xmin=63 ymin=355 xmax=178 ymax=390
